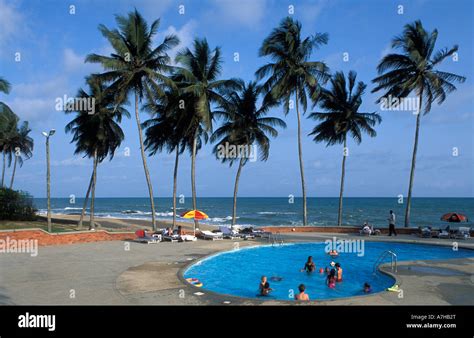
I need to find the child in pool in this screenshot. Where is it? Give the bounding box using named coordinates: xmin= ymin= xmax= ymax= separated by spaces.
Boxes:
xmin=326 ymin=270 xmax=336 ymax=288
xmin=335 ymin=263 xmax=343 ymax=282
xmin=364 ymin=282 xmax=372 ymax=293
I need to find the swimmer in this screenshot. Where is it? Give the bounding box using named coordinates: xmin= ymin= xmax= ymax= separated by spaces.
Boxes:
xmin=327 ymin=270 xmax=336 ymax=288
xmin=300 ymin=256 xmax=316 ymax=273
xmin=335 ymin=263 xmax=343 ymax=282
xmin=259 ymin=276 xmax=272 ymax=296
xmin=364 ymin=282 xmax=372 ymax=293
xmin=295 ymin=284 xmax=310 ymax=301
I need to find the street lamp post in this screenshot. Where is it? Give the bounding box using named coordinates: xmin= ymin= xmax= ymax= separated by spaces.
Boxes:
xmin=42 ymin=129 xmax=55 ymax=232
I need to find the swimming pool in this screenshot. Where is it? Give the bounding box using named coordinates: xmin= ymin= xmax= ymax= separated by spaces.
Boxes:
xmin=183 ymin=241 xmax=473 ymax=301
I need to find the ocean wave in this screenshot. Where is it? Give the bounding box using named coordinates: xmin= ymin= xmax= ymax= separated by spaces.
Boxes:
xmin=257 ymin=211 xmax=296 ymax=215
xmin=64 ymin=207 xmax=83 ymax=210
xmin=207 ymin=216 xmax=238 ymax=223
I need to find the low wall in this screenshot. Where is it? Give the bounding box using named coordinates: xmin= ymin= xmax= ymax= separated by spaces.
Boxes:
xmin=0 ymin=229 xmax=134 ymax=246
xmin=260 ymin=226 xmax=419 ymax=235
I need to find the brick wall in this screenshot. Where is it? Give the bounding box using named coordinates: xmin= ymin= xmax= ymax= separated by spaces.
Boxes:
xmin=0 ymin=229 xmax=134 ymax=246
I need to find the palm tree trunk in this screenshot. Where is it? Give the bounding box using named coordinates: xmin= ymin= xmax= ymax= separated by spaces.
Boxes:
xmin=404 ymin=88 xmax=423 ymax=227
xmin=172 ymin=147 xmax=179 ymax=229
xmin=78 ymin=170 xmax=94 ymax=229
xmin=9 ymin=155 xmax=17 ymax=189
xmin=1 ymin=151 xmax=6 ymax=187
xmin=232 ymin=157 xmax=245 ymax=228
xmin=191 ymin=133 xmax=198 ymax=234
xmin=295 ymin=91 xmax=308 ymax=226
xmin=337 ymin=136 xmax=347 ymax=226
xmin=89 ymin=150 xmax=98 ymax=230
xmin=134 ymin=90 xmax=157 ymax=230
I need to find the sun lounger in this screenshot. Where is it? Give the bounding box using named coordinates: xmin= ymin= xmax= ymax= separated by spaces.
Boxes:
xmin=219 ymin=226 xmax=255 ymax=240
xmin=438 ymin=229 xmax=450 ymax=239
xmin=180 ymin=234 xmax=197 ymax=242
xmin=134 ymin=230 xmax=162 ymax=244
xmin=162 ymin=234 xmax=180 ymax=242
xmin=418 ymin=227 xmax=433 ymax=238
xmin=453 ymin=227 xmax=471 ymax=239
xmin=200 ymin=230 xmax=224 ymax=240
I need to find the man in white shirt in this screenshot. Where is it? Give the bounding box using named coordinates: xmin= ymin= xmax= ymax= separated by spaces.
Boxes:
xmin=388 ymin=210 xmax=397 ymax=236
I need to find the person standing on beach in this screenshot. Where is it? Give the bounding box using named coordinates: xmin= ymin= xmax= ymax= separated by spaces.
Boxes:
xmin=388 ymin=210 xmax=397 ymax=236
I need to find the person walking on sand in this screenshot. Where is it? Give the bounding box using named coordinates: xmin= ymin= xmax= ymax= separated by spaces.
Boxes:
xmin=388 ymin=210 xmax=397 ymax=236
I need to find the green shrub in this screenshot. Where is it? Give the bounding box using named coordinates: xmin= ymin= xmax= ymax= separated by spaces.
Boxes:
xmin=0 ymin=187 xmax=37 ymax=220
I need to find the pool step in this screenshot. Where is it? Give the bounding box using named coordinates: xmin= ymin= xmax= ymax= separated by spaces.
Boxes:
xmin=269 ymin=232 xmax=284 ymax=246
xmin=373 ymin=250 xmax=398 ymax=275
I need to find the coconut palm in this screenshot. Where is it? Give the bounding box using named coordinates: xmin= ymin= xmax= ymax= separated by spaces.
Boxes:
xmin=65 ymin=76 xmax=129 ymax=229
xmin=0 ymin=77 xmax=11 ymax=94
xmin=85 ymin=9 xmax=179 ymax=230
xmin=174 ymin=38 xmax=240 ymax=230
xmin=143 ymin=89 xmax=194 ymax=229
xmin=0 ymin=103 xmax=19 ymax=187
xmin=309 ymin=71 xmax=381 ymax=226
xmin=0 ymin=78 xmax=14 ymax=187
xmin=256 ymin=17 xmax=330 ymax=225
xmin=6 ymin=121 xmax=33 ymax=189
xmin=211 ymin=81 xmax=286 ymax=226
xmin=372 ymin=20 xmax=466 ymax=227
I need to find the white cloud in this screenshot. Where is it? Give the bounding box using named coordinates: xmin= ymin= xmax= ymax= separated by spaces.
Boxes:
xmin=51 ymin=157 xmax=90 ymax=167
xmin=0 ymin=0 xmax=23 ymax=46
xmin=298 ymin=0 xmax=330 ymax=23
xmin=157 ymin=20 xmax=198 ymax=63
xmin=208 ymin=0 xmax=267 ymax=28
xmin=8 ymin=77 xmax=71 ymax=125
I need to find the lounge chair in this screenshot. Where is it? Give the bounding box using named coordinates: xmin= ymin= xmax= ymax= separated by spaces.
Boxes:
xmin=453 ymin=227 xmax=471 ymax=239
xmin=200 ymin=230 xmax=224 ymax=240
xmin=179 ymin=234 xmax=197 ymax=242
xmin=438 ymin=229 xmax=451 ymax=239
xmin=359 ymin=226 xmax=372 ymax=236
xmin=418 ymin=227 xmax=433 ymax=238
xmin=161 ymin=229 xmax=180 ymax=242
xmin=219 ymin=226 xmax=255 ymax=240
xmin=134 ymin=230 xmax=162 ymax=244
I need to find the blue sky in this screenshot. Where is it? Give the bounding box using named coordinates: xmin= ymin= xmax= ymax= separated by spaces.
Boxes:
xmin=1 ymin=0 xmax=473 ymax=198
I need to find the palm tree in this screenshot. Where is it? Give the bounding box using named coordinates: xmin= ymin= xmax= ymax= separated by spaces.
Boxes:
xmin=85 ymin=9 xmax=179 ymax=230
xmin=65 ymin=76 xmax=129 ymax=229
xmin=174 ymin=38 xmax=240 ymax=231
xmin=372 ymin=20 xmax=466 ymax=227
xmin=143 ymin=89 xmax=193 ymax=229
xmin=0 ymin=103 xmax=19 ymax=187
xmin=0 ymin=77 xmax=14 ymax=187
xmin=256 ymin=17 xmax=330 ymax=225
xmin=309 ymin=71 xmax=381 ymax=226
xmin=7 ymin=121 xmax=34 ymax=189
xmin=0 ymin=77 xmax=11 ymax=94
xmin=211 ymin=81 xmax=286 ymax=226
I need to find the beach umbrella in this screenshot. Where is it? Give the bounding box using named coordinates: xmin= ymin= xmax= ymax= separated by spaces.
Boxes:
xmin=180 ymin=209 xmax=209 ymax=220
xmin=440 ymin=212 xmax=468 ymax=223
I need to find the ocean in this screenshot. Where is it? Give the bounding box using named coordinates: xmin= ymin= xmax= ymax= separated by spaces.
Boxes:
xmin=33 ymin=197 xmax=474 ymax=228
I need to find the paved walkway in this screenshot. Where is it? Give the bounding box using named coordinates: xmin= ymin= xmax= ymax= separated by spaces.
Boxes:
xmin=0 ymin=233 xmax=472 ymax=305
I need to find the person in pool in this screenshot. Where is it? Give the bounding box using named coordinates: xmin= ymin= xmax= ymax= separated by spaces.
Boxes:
xmin=295 ymin=284 xmax=310 ymax=301
xmin=301 ymin=256 xmax=316 ymax=273
xmin=335 ymin=263 xmax=343 ymax=282
xmin=364 ymin=282 xmax=372 ymax=293
xmin=326 ymin=270 xmax=336 ymax=288
xmin=259 ymin=276 xmax=272 ymax=296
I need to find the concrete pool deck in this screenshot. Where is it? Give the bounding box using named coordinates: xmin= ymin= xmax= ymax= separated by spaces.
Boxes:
xmin=0 ymin=233 xmax=472 ymax=305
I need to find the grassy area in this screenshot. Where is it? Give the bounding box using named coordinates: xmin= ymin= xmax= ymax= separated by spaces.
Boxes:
xmin=0 ymin=220 xmax=79 ymax=233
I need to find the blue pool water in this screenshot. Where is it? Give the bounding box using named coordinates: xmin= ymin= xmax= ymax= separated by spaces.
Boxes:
xmin=184 ymin=242 xmax=473 ymax=301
